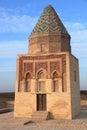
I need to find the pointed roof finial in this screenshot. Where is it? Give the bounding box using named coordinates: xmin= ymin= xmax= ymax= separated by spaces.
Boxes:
xmin=47 ymin=4 xmax=52 ymax=7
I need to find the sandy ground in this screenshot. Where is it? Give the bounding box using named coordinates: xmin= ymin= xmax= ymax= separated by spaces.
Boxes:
xmin=0 ymin=99 xmax=87 ymax=130
xmin=0 ymin=109 xmax=87 ymax=130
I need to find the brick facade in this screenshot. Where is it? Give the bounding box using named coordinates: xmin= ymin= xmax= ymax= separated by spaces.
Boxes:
xmin=14 ymin=5 xmax=80 ymax=120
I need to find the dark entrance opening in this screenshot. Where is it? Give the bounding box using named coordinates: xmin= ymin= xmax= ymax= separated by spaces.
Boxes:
xmin=37 ymin=94 xmax=46 ymax=111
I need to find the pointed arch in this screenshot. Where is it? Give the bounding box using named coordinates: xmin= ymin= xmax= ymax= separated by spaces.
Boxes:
xmin=24 ymin=72 xmax=31 ymax=92
xmin=25 ymin=71 xmax=32 ymax=79
xmin=53 ymin=71 xmax=58 ymax=79
xmin=36 ymin=68 xmax=47 ymax=79
xmin=51 ymin=70 xmax=58 ymax=78
xmin=38 ymin=70 xmax=44 ymax=79
xmin=52 ymin=71 xmax=58 ymax=92
xmin=36 ymin=68 xmax=47 ymax=92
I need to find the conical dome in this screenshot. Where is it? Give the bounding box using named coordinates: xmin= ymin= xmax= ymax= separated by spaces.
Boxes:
xmin=31 ymin=5 xmax=69 ymax=35
xmin=29 ymin=5 xmax=71 ymax=54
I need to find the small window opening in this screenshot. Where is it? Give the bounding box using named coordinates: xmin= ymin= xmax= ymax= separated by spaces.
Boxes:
xmin=41 ymin=44 xmax=45 ymax=52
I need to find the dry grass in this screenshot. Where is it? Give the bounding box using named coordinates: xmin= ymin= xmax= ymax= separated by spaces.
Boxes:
xmin=0 ymin=93 xmax=14 ymax=109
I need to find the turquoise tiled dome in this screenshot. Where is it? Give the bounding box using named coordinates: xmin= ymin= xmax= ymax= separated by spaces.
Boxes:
xmin=31 ymin=5 xmax=69 ymax=35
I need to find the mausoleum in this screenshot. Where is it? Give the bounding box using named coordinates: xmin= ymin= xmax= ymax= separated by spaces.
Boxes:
xmin=14 ymin=5 xmax=80 ymax=120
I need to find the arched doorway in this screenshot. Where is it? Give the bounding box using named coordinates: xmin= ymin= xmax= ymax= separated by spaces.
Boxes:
xmin=37 ymin=94 xmax=46 ymax=111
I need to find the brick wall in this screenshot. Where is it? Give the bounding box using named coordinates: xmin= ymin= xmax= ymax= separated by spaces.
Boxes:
xmin=70 ymin=55 xmax=80 ymax=118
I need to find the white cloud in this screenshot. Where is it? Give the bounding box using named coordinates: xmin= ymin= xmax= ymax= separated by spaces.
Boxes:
xmin=65 ymin=22 xmax=87 ymax=47
xmin=0 ymin=40 xmax=28 ymax=72
xmin=71 ymin=30 xmax=87 ymax=43
xmin=0 ymin=7 xmax=37 ymax=33
xmin=72 ymin=22 xmax=84 ymax=29
xmin=65 ymin=22 xmax=85 ymax=31
xmin=65 ymin=22 xmax=87 ymax=51
xmin=65 ymin=22 xmax=87 ymax=42
xmin=0 ymin=40 xmax=28 ymax=58
xmin=64 ymin=22 xmax=87 ymax=68
xmin=65 ymin=22 xmax=87 ymax=31
xmin=71 ymin=42 xmax=87 ymax=57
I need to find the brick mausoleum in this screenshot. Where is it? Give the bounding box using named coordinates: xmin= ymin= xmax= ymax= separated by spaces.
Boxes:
xmin=14 ymin=5 xmax=80 ymax=120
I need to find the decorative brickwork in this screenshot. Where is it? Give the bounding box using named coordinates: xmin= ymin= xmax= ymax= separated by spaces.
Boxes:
xmin=50 ymin=61 xmax=60 ymax=74
xmin=24 ymin=62 xmax=33 ymax=74
xmin=31 ymin=5 xmax=68 ymax=35
xmin=21 ymin=54 xmax=66 ymax=61
xmin=35 ymin=62 xmax=48 ymax=74
xmin=18 ymin=54 xmax=66 ymax=80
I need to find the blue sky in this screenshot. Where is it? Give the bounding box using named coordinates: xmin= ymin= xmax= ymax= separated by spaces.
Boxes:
xmin=0 ymin=0 xmax=87 ymax=92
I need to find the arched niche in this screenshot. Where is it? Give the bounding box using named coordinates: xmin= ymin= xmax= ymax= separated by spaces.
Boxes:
xmin=62 ymin=73 xmax=66 ymax=92
xmin=25 ymin=72 xmax=31 ymax=92
xmin=36 ymin=68 xmax=47 ymax=79
xmin=52 ymin=71 xmax=58 ymax=92
xmin=36 ymin=69 xmax=47 ymax=92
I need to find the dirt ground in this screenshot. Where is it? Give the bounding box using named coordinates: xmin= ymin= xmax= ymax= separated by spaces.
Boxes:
xmin=0 ymin=93 xmax=87 ymax=130
xmin=0 ymin=109 xmax=87 ymax=130
xmin=0 ymin=99 xmax=87 ymax=130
